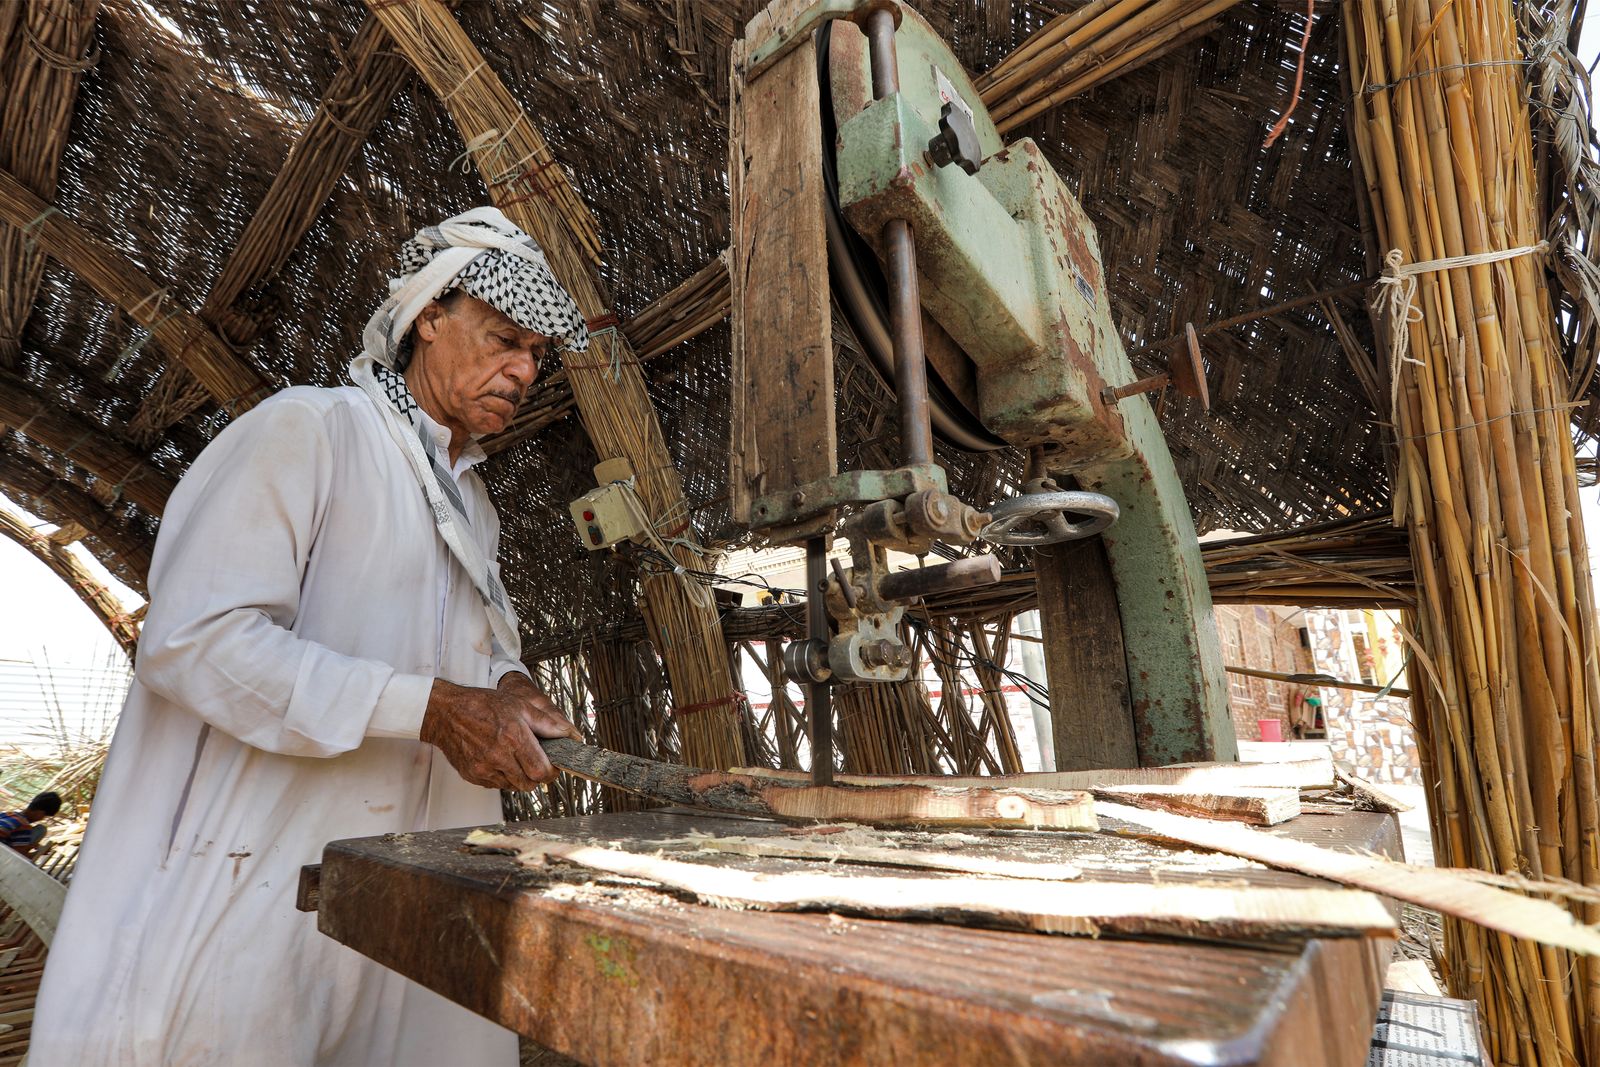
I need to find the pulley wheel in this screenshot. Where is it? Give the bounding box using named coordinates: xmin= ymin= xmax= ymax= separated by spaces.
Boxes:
xmin=981 ymin=490 xmax=1119 ymax=547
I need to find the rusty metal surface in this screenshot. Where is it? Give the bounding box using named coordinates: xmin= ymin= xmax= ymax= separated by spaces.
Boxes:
xmin=317 ymin=810 xmax=1398 ymax=1067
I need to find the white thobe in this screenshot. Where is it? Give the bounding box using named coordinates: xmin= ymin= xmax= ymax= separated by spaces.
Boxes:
xmin=29 ymin=386 xmax=523 ymax=1066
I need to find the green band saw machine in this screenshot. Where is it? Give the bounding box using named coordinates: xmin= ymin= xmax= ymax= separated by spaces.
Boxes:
xmin=727 ymin=0 xmax=1236 ymax=782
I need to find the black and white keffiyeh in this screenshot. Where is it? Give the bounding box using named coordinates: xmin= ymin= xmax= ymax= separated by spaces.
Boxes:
xmin=349 ymin=207 xmax=587 ymax=663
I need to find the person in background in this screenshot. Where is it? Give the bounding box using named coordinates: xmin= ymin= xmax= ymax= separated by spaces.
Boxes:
xmin=0 ymin=791 xmax=62 ymax=856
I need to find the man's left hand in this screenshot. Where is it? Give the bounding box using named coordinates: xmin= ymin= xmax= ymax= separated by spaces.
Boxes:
xmin=498 ymin=672 xmax=583 ymax=745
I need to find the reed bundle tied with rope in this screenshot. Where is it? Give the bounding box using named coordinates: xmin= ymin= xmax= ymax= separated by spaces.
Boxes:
xmin=365 ymin=0 xmax=746 ymax=769
xmin=0 ymin=0 xmax=99 ymax=369
xmin=976 ymin=0 xmax=1245 ymax=133
xmin=1346 ymin=3 xmax=1600 ymax=1062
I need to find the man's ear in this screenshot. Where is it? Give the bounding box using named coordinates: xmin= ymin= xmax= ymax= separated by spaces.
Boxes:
xmin=414 ymin=301 xmax=449 ymax=342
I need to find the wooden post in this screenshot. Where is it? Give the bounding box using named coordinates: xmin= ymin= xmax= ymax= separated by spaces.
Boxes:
xmin=1035 ymin=537 xmax=1139 ymax=771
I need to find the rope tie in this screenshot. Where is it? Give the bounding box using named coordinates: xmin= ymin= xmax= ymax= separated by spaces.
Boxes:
xmin=1373 ymin=242 xmax=1548 ymax=427
xmin=18 ymin=207 xmax=59 ymax=255
xmin=22 ymin=22 xmax=99 ymax=71
xmin=441 ymin=60 xmax=487 ymax=102
xmin=1363 ymin=58 xmax=1531 ymax=95
xmin=106 ymin=310 xmax=182 ymax=381
xmin=124 ymin=287 xmax=169 ymax=321
xmin=448 ymin=130 xmax=502 ymax=174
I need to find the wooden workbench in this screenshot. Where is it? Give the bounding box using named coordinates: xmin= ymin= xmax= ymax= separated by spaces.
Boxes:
xmin=311 ymin=807 xmax=1399 ymax=1066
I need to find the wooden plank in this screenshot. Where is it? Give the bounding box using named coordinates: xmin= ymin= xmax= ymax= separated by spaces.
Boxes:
xmin=1092 ymin=785 xmax=1301 ymax=826
xmin=730 ymin=757 xmax=1334 ymax=790
xmin=1036 ymin=536 xmax=1139 ymax=770
xmin=1334 ymin=767 xmax=1414 ymax=813
xmin=656 ymin=832 xmax=1084 ymax=880
xmin=0 ymin=846 xmax=62 ymax=947
xmin=1097 ymin=801 xmax=1600 ymax=956
xmin=316 ymin=809 xmax=1401 ymax=1066
xmin=470 ymin=831 xmax=1395 ymax=941
xmin=545 ymin=738 xmax=1097 ymax=829
xmin=727 ymin=32 xmax=834 ymax=524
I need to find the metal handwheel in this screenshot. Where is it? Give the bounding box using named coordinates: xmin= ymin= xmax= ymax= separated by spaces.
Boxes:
xmin=981 ymin=490 xmax=1119 ymax=546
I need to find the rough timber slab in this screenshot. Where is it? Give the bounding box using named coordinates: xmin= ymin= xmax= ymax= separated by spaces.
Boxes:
xmin=315 ymin=809 xmax=1400 ymax=1067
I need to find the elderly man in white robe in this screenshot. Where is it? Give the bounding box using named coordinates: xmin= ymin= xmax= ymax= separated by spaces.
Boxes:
xmin=30 ymin=208 xmax=587 ymax=1067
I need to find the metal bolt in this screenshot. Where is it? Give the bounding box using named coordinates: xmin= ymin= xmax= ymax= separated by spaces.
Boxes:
xmin=792 ymin=491 xmax=806 ymax=506
xmin=925 ymin=494 xmax=950 ymax=524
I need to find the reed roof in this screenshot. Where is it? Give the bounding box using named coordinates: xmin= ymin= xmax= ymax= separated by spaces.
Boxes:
xmin=4 ymin=0 xmax=1414 ymax=632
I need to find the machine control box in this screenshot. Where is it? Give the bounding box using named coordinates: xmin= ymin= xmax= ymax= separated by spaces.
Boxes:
xmin=570 ymin=482 xmax=647 ymax=550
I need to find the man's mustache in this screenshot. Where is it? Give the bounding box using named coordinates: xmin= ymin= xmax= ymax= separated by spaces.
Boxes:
xmin=485 ymin=389 xmax=524 ymax=406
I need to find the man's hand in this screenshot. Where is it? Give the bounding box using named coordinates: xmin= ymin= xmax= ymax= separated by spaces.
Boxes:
xmin=420 ymin=675 xmax=582 ymax=790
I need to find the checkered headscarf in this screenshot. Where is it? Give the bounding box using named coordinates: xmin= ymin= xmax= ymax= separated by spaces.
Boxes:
xmin=361 ymin=206 xmax=587 ymax=369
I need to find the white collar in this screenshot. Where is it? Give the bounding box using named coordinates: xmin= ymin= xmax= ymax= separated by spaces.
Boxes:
xmin=414 ymin=405 xmax=487 ymax=477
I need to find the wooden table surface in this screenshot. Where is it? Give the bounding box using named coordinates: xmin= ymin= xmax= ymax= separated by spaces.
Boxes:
xmin=313 ymin=807 xmax=1399 ymax=1067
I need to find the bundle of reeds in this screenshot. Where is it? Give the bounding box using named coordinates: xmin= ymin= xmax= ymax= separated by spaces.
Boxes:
xmin=977 ymin=0 xmax=1244 ymax=134
xmin=1202 ymin=516 xmax=1414 ymax=608
xmin=0 ymin=0 xmax=98 ymax=369
xmin=365 ymin=0 xmax=746 ymax=769
xmin=0 ymin=511 xmax=138 ymax=658
xmin=0 ymin=171 xmax=269 ymax=416
xmin=1345 ymin=3 xmax=1600 ymax=1062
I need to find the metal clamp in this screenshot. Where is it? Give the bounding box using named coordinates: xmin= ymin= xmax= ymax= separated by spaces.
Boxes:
xmin=981 ymin=490 xmax=1119 ymax=546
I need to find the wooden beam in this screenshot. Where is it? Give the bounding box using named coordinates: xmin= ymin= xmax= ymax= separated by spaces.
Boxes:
xmin=0 ymin=449 xmax=152 ymax=590
xmin=1037 ymin=537 xmax=1139 ymax=771
xmin=0 ymin=374 xmax=174 ymax=515
xmin=0 ymin=0 xmax=100 ymax=368
xmin=0 ymin=169 xmax=271 ymax=414
xmin=133 ymin=13 xmax=424 ymax=437
xmin=468 ymin=831 xmax=1397 ymax=941
xmin=727 ymin=32 xmax=835 ymax=523
xmin=0 ymin=507 xmax=138 ymax=656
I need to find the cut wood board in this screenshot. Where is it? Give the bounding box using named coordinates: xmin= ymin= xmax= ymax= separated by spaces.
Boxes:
xmin=729 ymin=758 xmax=1334 ymax=791
xmin=542 ymin=739 xmax=1097 ymax=830
xmin=0 ymin=843 xmax=63 ymax=946
xmin=1091 ymin=785 xmax=1300 ymax=826
xmin=1333 ymin=767 xmax=1414 ymax=813
xmin=1096 ymin=801 xmax=1600 ymax=956
xmin=467 ymin=831 xmax=1396 ymax=942
xmin=657 ymin=832 xmax=1083 ymax=881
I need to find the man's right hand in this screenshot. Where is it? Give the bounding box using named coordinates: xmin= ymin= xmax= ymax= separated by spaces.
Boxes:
xmin=420 ymin=679 xmax=573 ymax=790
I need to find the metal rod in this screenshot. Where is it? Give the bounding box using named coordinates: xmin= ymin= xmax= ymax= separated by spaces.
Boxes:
xmin=864 ymin=8 xmax=900 ymax=99
xmin=883 ymin=218 xmax=934 ymax=468
xmin=805 ymin=535 xmax=834 ymax=785
xmin=1101 ymin=372 xmax=1171 ymax=405
xmin=878 ymin=555 xmax=1001 ymax=602
xmin=829 ymin=556 xmax=857 ymax=609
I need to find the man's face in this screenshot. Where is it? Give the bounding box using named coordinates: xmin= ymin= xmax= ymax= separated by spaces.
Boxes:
xmin=411 ymin=294 xmax=552 ymax=437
